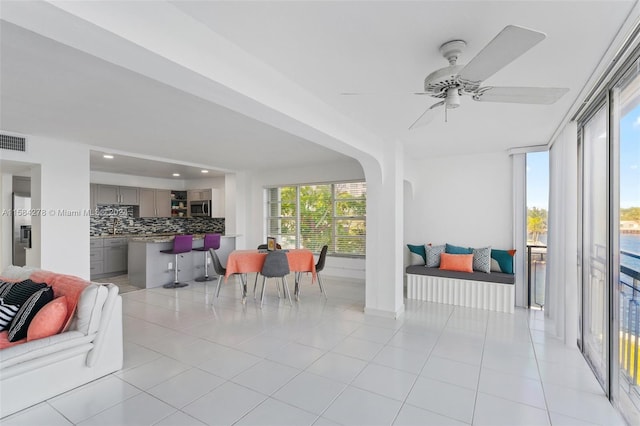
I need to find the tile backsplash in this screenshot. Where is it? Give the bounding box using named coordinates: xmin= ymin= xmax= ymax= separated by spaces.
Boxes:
xmin=90 ymin=205 xmax=224 ymax=236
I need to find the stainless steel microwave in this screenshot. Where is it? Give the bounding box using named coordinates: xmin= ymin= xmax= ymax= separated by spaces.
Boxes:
xmin=189 ymin=200 xmax=211 ymax=217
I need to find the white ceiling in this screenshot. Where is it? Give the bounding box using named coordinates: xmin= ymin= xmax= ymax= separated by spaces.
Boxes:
xmin=1 ymin=1 xmax=637 ymax=177
xmin=89 ymin=150 xmax=224 ymax=180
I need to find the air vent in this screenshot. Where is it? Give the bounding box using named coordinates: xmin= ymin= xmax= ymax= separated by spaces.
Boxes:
xmin=0 ymin=134 xmax=26 ymax=152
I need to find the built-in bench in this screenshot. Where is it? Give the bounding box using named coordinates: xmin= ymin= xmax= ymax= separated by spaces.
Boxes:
xmin=406 ymin=265 xmax=515 ymax=313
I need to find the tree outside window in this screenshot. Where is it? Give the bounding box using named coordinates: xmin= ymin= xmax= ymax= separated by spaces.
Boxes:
xmin=267 ymin=182 xmax=366 ymax=255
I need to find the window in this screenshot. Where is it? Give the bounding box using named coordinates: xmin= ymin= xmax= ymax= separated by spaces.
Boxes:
xmin=266 ymin=182 xmax=366 ymax=255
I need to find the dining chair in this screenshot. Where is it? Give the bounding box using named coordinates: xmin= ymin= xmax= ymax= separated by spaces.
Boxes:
xmin=257 ymin=243 xmax=282 ymax=250
xmin=297 ymin=245 xmax=328 ymax=299
xmin=315 ymin=245 xmax=329 ymax=298
xmin=209 ymin=248 xmax=226 ymax=297
xmin=254 ymin=243 xmax=282 ymax=298
xmin=259 ymin=251 xmax=292 ymax=307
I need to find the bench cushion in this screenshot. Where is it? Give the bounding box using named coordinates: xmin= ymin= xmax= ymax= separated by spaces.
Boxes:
xmin=406 ymin=265 xmax=515 ymax=285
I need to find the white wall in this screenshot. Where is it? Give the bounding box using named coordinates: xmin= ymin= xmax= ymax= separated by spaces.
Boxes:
xmin=1 ymin=136 xmax=90 ymax=278
xmin=244 ymin=159 xmax=366 ymax=279
xmin=405 ymin=151 xmax=513 ymax=253
xmin=0 ymin=173 xmax=13 ymax=271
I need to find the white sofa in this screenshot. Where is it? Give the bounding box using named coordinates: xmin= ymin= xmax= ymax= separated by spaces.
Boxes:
xmin=0 ymin=266 xmax=123 ymax=418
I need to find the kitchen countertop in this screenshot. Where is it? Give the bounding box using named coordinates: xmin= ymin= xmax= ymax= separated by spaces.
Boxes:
xmin=91 ymin=233 xmax=238 ymax=243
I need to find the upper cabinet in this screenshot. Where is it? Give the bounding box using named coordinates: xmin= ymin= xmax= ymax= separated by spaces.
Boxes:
xmin=96 ymin=184 xmax=139 ymax=205
xmin=187 ymin=189 xmax=211 ymax=201
xmin=211 ymin=188 xmax=225 ymax=217
xmin=139 ymin=188 xmax=171 ymax=217
xmin=90 ymin=183 xmax=97 ymax=212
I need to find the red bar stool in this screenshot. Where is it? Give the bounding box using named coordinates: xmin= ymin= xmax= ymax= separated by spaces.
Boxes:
xmin=193 ymin=233 xmax=221 ymax=282
xmin=161 ymin=234 xmax=193 ymax=289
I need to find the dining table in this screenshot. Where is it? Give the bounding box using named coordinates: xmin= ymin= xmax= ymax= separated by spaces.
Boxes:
xmin=224 ymin=249 xmax=316 ymax=302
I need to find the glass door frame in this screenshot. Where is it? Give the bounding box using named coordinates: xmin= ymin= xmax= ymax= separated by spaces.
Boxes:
xmin=577 ymin=54 xmax=640 ymax=417
xmin=578 ymin=99 xmax=612 ymax=394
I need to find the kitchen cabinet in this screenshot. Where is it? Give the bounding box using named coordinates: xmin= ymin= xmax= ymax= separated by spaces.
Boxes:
xmin=188 ymin=189 xmax=211 ymax=202
xmin=89 ymin=238 xmax=104 ymax=278
xmin=90 ymin=237 xmax=127 ymax=279
xmin=187 ymin=188 xmax=225 ymax=217
xmin=96 ymin=185 xmax=139 ymax=205
xmin=103 ymin=238 xmax=128 ymax=275
xmin=90 ymin=184 xmax=97 ymax=212
xmin=211 ymin=188 xmax=225 ymax=217
xmin=139 ymin=188 xmax=171 ymax=217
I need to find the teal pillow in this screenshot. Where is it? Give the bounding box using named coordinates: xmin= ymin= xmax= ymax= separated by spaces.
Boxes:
xmin=491 ymin=249 xmax=515 ymax=274
xmin=445 ymin=243 xmax=472 ymax=255
xmin=407 ymin=244 xmax=426 ymax=264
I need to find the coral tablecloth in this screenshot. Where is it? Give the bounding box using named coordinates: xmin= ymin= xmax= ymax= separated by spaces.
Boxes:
xmin=225 ymin=249 xmax=316 ymax=280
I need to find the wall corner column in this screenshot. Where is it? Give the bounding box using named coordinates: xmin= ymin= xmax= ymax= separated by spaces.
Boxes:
xmin=362 ymin=140 xmax=404 ymax=318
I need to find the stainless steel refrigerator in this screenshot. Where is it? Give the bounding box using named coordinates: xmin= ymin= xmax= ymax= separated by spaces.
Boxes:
xmin=12 ymin=193 xmax=31 ymax=266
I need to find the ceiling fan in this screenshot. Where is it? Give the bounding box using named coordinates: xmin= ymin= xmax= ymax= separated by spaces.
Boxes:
xmin=344 ymin=25 xmax=569 ymax=129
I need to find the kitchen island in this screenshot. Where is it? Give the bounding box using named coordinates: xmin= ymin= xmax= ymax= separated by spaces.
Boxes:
xmin=128 ymin=234 xmax=236 ymax=289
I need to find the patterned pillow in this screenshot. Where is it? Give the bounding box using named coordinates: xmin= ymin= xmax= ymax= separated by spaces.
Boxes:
xmin=472 ymin=247 xmax=491 ymax=273
xmin=0 ymin=281 xmax=15 ymax=299
xmin=7 ymin=286 xmax=54 ymax=342
xmin=426 ymin=244 xmax=446 ymax=268
xmin=2 ymin=279 xmax=48 ymax=306
xmin=0 ymin=298 xmax=19 ymax=330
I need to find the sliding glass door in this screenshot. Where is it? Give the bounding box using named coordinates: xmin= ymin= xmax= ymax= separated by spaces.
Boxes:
xmin=581 ymin=105 xmax=609 ymax=391
xmin=580 ymin=56 xmax=640 ymax=423
xmin=613 ymin=62 xmax=640 ymax=425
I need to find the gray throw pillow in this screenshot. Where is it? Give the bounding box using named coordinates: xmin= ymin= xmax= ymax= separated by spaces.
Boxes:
xmin=472 ymin=247 xmax=492 ymax=273
xmin=426 ymin=245 xmax=445 ymax=268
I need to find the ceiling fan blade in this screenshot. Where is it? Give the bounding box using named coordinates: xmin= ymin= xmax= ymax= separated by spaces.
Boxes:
xmin=458 ymin=25 xmax=546 ymax=84
xmin=474 ymin=86 xmax=569 ymax=104
xmin=409 ymin=101 xmax=445 ymax=130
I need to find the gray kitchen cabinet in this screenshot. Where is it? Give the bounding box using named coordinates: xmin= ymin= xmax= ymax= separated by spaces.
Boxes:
xmin=139 ymin=188 xmax=155 ymax=217
xmin=103 ymin=238 xmax=128 ymax=275
xmin=90 ymin=183 xmax=98 ymax=212
xmin=96 ymin=184 xmax=139 ymax=205
xmin=188 ymin=189 xmax=211 ymax=202
xmin=90 ymin=238 xmax=104 ymax=279
xmin=211 ymin=188 xmax=225 ymax=217
xmin=91 ymin=237 xmax=127 ymax=278
xmin=139 ymin=188 xmax=171 ymax=217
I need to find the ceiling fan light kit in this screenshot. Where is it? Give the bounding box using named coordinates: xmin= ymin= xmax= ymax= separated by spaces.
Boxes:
xmin=445 ymin=87 xmax=461 ymax=109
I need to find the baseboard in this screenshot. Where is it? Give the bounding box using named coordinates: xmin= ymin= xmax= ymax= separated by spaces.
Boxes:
xmin=364 ymin=304 xmax=405 ymax=319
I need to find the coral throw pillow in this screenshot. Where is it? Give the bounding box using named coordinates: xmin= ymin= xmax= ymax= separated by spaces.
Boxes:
xmin=439 ymin=253 xmax=474 ymax=273
xmin=0 ymin=330 xmax=25 ymax=349
xmin=27 ymin=296 xmax=68 ymax=341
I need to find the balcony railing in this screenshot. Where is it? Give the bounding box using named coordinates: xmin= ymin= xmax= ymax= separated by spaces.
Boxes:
xmin=527 ymin=245 xmax=547 ymax=309
xmin=620 ymin=250 xmax=640 ymax=386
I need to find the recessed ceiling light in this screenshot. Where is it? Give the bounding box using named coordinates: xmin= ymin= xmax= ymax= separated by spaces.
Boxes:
xmin=201 ymin=170 xmax=209 ymax=173
xmin=172 ymin=173 xmax=180 ymax=177
xmin=103 ymin=154 xmax=114 ymax=159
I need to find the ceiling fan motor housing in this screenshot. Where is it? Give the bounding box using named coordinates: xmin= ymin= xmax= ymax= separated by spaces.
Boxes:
xmin=423 ymin=65 xmax=463 ymax=97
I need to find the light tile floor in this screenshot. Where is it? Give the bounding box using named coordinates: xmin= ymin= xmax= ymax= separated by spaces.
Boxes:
xmin=2 ymin=275 xmax=628 ymax=425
